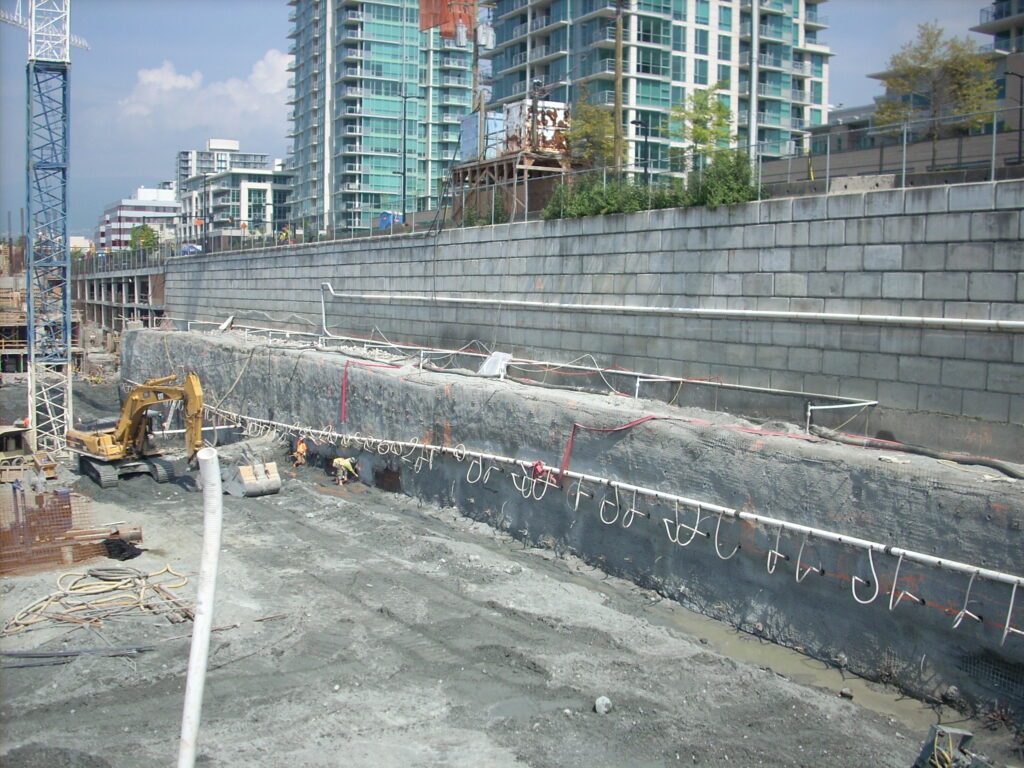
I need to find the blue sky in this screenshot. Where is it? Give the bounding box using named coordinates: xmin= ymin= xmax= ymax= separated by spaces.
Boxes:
xmin=0 ymin=0 xmax=989 ymax=238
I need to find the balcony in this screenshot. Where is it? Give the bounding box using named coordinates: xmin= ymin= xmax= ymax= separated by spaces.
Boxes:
xmin=438 ymin=56 xmax=466 ymax=68
xmin=739 ymin=52 xmax=786 ymax=70
xmin=575 ymin=0 xmax=618 ymax=22
xmin=343 ymin=48 xmax=366 ymax=61
xmin=740 ymin=22 xmax=787 ymax=42
xmin=588 ymin=26 xmax=617 ymax=46
xmin=441 ymin=75 xmax=468 ymax=86
xmin=498 ymin=0 xmax=529 ymax=20
xmin=341 ymin=27 xmax=365 ymax=42
xmin=441 ymin=113 xmax=462 ymax=123
xmin=804 ymin=10 xmax=828 ymax=28
xmin=342 ymin=67 xmax=363 ymax=80
xmin=345 ymin=126 xmax=363 ymax=136
xmin=343 ymin=87 xmax=365 ymax=98
xmin=979 ymin=1 xmax=1014 ymax=25
xmin=344 ymin=163 xmax=363 ymax=172
xmin=529 ymin=44 xmax=568 ymax=63
xmin=512 ymin=21 xmax=528 ymax=38
xmin=342 ymin=10 xmax=364 ymax=22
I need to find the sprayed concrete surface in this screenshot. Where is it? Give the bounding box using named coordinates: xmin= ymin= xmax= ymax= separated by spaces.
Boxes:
xmin=0 ymin=374 xmax=1021 ymax=766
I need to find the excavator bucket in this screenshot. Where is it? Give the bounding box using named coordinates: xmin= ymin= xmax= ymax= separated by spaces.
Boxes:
xmin=221 ymin=460 xmax=282 ymax=497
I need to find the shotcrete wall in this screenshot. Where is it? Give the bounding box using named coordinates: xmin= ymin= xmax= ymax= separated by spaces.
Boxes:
xmin=162 ymin=180 xmax=1024 ymax=462
xmin=123 ymin=329 xmax=1024 ymax=711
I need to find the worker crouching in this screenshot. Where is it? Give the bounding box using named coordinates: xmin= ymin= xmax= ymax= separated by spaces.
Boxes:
xmin=332 ymin=456 xmax=359 ymax=485
xmin=292 ymin=437 xmax=308 ymax=467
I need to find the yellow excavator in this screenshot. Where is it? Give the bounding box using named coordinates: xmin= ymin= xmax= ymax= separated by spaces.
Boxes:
xmin=66 ymin=373 xmax=204 ymax=488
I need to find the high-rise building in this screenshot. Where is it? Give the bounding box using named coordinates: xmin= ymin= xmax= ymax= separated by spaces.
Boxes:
xmin=94 ymin=185 xmax=180 ymax=252
xmin=485 ymin=0 xmax=831 ymax=167
xmin=287 ymin=0 xmax=474 ymax=232
xmin=972 ymin=0 xmax=1024 ymax=54
xmin=176 ymin=139 xmax=271 ymax=197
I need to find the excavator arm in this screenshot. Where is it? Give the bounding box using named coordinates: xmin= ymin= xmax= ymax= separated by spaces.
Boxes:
xmin=68 ymin=373 xmax=204 ymax=462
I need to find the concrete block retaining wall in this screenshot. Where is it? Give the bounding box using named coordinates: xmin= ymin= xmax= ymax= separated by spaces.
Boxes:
xmin=164 ymin=179 xmax=1023 ymax=461
xmin=123 ymin=329 xmax=1024 ymax=712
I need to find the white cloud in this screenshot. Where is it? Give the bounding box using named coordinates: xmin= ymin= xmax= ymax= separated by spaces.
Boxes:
xmin=116 ymin=49 xmax=292 ymax=133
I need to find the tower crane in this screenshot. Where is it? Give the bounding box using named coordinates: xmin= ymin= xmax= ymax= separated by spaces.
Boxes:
xmin=1 ymin=0 xmax=89 ymax=452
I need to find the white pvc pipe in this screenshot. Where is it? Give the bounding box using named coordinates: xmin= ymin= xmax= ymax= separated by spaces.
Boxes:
xmin=321 ymin=282 xmax=1024 ymax=332
xmin=177 ymin=447 xmax=224 ymax=768
xmin=200 ymin=403 xmax=1024 ymax=590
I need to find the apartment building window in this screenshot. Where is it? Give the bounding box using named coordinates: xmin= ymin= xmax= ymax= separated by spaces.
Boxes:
xmin=695 ymin=0 xmax=709 ymax=25
xmin=672 ymin=24 xmax=686 ymax=51
xmin=638 ymin=16 xmax=670 ymax=45
xmin=694 ymin=29 xmax=708 ymax=55
xmin=638 ymin=48 xmax=670 ymax=76
xmin=671 ymin=0 xmax=686 ymax=21
xmin=671 ymin=55 xmax=685 ymax=80
xmin=811 ymin=80 xmax=823 ymax=105
xmin=717 ymin=64 xmax=731 ymax=86
xmin=719 ymin=7 xmax=732 ymax=30
xmin=671 ymin=85 xmax=686 ymax=106
xmin=694 ymin=58 xmax=708 ymax=84
xmin=717 ymin=35 xmax=731 ymax=60
xmin=637 ymin=0 xmax=671 ymax=15
xmin=636 ymin=79 xmax=670 ymax=106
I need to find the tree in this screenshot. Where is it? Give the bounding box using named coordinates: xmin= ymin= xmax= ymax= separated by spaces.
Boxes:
xmin=670 ymin=82 xmax=733 ymax=172
xmin=564 ymin=87 xmax=616 ymax=168
xmin=873 ymin=23 xmax=998 ymax=167
xmin=129 ymin=223 xmax=158 ymax=251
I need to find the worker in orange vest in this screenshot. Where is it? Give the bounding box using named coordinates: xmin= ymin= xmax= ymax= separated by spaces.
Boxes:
xmin=292 ymin=438 xmax=308 ymax=467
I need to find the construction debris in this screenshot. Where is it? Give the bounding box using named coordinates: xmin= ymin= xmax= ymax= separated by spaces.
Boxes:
xmin=2 ymin=565 xmax=193 ymax=636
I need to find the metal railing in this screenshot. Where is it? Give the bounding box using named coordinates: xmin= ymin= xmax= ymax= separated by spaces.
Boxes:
xmin=70 ymin=106 xmax=1024 ymax=265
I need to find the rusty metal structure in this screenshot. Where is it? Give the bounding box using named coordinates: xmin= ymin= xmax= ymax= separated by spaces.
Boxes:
xmin=0 ymin=487 xmax=101 ymax=573
xmin=450 ymin=150 xmax=571 ymax=221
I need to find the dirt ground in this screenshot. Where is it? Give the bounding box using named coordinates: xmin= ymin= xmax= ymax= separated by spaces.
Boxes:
xmin=0 ymin=381 xmax=1020 ymax=767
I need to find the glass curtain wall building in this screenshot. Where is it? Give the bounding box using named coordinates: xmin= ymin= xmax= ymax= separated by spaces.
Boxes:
xmin=486 ymin=0 xmax=830 ymax=169
xmin=288 ymin=0 xmax=473 ymax=233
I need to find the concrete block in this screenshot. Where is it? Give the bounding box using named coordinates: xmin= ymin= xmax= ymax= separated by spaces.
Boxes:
xmin=993 ymin=243 xmax=1023 ymax=271
xmin=742 ymin=274 xmax=773 ymax=296
xmin=803 ymin=324 xmax=843 ymax=349
xmin=993 ymin=300 xmax=1024 ymax=320
xmin=960 ymin=390 xmax=1010 ymax=422
xmin=917 ymin=385 xmax=962 ymax=415
xmin=822 ymin=350 xmax=860 ymax=377
xmin=860 ymin=299 xmax=904 ymax=316
xmin=961 ymin=334 xmax=1013 ymax=363
xmin=648 ymin=251 xmax=675 ymax=273
xmin=823 ymin=298 xmax=862 ymax=314
xmin=701 ymin=252 xmax=729 ymax=272
xmin=968 ymin=272 xmax=1017 ymax=302
xmin=844 ymin=218 xmax=886 ymax=244
xmin=776 ymin=221 xmax=810 ymax=247
xmin=836 ymin=377 xmax=879 ymax=401
xmin=790 ymin=298 xmax=825 ymax=312
xmin=857 ymin=352 xmax=899 ymax=381
xmin=883 ymin=215 xmax=927 ymax=243
xmin=791 ymin=247 xmax=825 ymax=272
xmin=843 ymin=273 xmax=882 ymax=298
xmin=771 ymin=322 xmax=806 ymax=346
xmin=905 ymin=186 xmax=949 ymax=214
xmin=759 ymin=198 xmax=793 ymax=223
xmin=946 ymin=243 xmax=993 ymax=271
xmin=863 ymin=245 xmax=903 ymax=271
xmin=803 ymin=374 xmax=842 ymax=396
xmin=901 ymin=243 xmax=946 ymax=271
xmin=949 ymin=182 xmax=996 ymax=212
xmin=713 ymin=273 xmax=743 ymax=295
xmin=994 ymin=179 xmax=1024 ymax=210
xmin=755 ymin=296 xmax=792 ymax=311
xmin=940 ymin=359 xmax=989 ymax=389
xmin=792 ymin=195 xmax=827 ymax=221
xmin=881 ymin=273 xmax=923 ymax=299
xmin=840 ymin=326 xmax=881 ymax=352
xmin=923 ymin=273 xmax=968 ymax=301
xmin=775 ymin=273 xmax=808 ymax=296
xmin=728 ymin=250 xmax=760 ymax=272
xmin=709 ymin=227 xmax=746 ymax=249
xmin=741 ymin=224 xmax=774 ymax=248
xmin=681 ymin=273 xmax=714 ymax=294
xmin=970 ymin=211 xmax=1020 ymax=241
xmin=755 ymin=345 xmax=789 ymax=369
xmin=920 ymin=330 xmax=966 ymax=359
xmin=1016 ymin=336 xmax=1024 ymax=364
xmin=788 ymin=348 xmax=823 ymax=374
xmin=825 ymin=245 xmax=864 ymax=271
xmin=807 ymin=220 xmax=846 ymax=246
xmin=807 ymin=273 xmax=844 ymax=298
xmin=827 ymin=193 xmax=866 ymax=218
xmin=923 ymin=213 xmax=972 ymax=243
xmin=770 ymin=370 xmax=806 ymax=391
xmin=864 ymin=189 xmax=904 ymax=217
xmin=988 ymin=363 xmax=1024 ymax=394
xmin=759 ymin=248 xmax=791 ymax=272
xmin=877 ymin=380 xmax=920 ymax=410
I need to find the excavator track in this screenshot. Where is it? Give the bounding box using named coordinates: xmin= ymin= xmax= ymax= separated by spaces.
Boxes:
xmin=79 ymin=456 xmax=119 ymax=488
xmin=146 ymin=457 xmax=177 ymax=484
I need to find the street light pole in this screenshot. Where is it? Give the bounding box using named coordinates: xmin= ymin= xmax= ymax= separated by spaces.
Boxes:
xmin=1006 ymin=71 xmax=1024 ymax=166
xmin=630 ymin=119 xmax=650 ymax=185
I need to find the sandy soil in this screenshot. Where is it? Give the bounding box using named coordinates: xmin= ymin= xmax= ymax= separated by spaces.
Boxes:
xmin=0 ymin=381 xmax=1018 ymax=767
